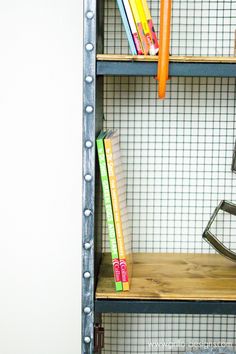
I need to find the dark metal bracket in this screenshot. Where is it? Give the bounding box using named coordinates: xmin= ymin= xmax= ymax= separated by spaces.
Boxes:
xmin=231 ymin=140 xmax=236 ymax=173
xmin=94 ymin=324 xmax=104 ymax=353
xmin=203 ymin=200 xmax=236 ymax=262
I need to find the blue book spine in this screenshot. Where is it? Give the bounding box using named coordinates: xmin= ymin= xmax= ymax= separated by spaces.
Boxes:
xmin=116 ymin=0 xmax=137 ymax=55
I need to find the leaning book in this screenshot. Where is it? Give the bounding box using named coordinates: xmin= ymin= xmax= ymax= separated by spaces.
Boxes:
xmin=104 ymin=130 xmax=133 ymax=291
xmin=137 ymin=0 xmax=158 ymax=54
xmin=123 ymin=0 xmax=144 ymax=54
xmin=116 ymin=0 xmax=138 ymax=55
xmin=96 ymin=131 xmax=123 ymax=292
xmin=141 ymin=0 xmax=159 ymax=53
xmin=129 ymin=0 xmax=150 ymax=55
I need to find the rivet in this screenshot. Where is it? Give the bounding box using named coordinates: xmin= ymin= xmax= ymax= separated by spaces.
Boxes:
xmin=86 ymin=43 xmax=94 ymax=51
xmin=84 ymin=307 xmax=91 ymax=314
xmin=84 ymin=242 xmax=91 ymax=250
xmin=84 ymin=336 xmax=91 ymax=344
xmin=84 ymin=209 xmax=92 ymax=217
xmin=85 ymin=105 xmax=93 ymax=113
xmin=85 ymin=76 xmax=93 ymax=84
xmin=85 ymin=140 xmax=93 ymax=149
xmin=84 ymin=271 xmax=91 ymax=279
xmin=84 ymin=174 xmax=92 ymax=182
xmin=86 ymin=11 xmax=94 ymax=19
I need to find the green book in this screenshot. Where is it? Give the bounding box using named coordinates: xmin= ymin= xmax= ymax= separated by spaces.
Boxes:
xmin=96 ymin=131 xmax=123 ymax=291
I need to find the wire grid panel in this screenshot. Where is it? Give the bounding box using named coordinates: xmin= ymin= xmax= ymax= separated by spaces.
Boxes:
xmin=102 ymin=313 xmax=236 ymax=354
xmin=102 ymin=76 xmax=236 ymax=253
xmin=100 ymin=2 xmax=236 ymax=352
xmin=103 ymin=0 xmax=236 ymax=56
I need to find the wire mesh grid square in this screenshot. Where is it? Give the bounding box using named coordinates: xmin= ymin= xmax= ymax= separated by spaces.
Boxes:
xmin=99 ymin=1 xmax=236 ymax=353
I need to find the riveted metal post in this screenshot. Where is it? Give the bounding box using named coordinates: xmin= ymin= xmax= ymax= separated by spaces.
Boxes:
xmin=83 ymin=0 xmax=104 ymax=353
xmin=83 ymin=0 xmax=97 ymax=353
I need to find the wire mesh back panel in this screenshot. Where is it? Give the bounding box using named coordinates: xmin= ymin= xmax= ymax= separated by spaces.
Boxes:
xmin=103 ymin=76 xmax=236 ymax=254
xmin=101 ymin=0 xmax=236 ymax=353
xmin=103 ymin=0 xmax=236 ymax=56
xmin=102 ymin=314 xmax=236 ymax=353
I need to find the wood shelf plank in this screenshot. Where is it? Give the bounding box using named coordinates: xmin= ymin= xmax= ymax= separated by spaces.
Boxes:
xmin=96 ymin=253 xmax=236 ymax=301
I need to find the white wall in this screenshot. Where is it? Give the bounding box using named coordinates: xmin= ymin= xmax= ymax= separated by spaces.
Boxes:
xmin=0 ymin=1 xmax=82 ymax=353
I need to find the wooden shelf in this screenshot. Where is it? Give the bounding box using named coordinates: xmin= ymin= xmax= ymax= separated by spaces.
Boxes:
xmin=96 ymin=54 xmax=236 ymax=77
xmin=95 ymin=253 xmax=236 ymax=314
xmin=97 ymin=54 xmax=236 ymax=63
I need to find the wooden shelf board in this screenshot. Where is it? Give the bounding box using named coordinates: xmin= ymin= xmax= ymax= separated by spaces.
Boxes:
xmin=97 ymin=54 xmax=236 ymax=63
xmin=96 ymin=253 xmax=236 ymax=301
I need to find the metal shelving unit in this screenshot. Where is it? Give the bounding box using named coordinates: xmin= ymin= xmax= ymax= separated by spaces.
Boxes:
xmin=83 ymin=1 xmax=236 ymax=353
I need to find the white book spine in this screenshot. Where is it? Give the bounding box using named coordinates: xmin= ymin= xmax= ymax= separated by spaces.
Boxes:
xmin=123 ymin=0 xmax=137 ymax=34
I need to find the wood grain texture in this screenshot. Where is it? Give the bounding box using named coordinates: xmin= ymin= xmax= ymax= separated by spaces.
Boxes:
xmin=97 ymin=54 xmax=236 ymax=63
xmin=96 ymin=253 xmax=236 ymax=301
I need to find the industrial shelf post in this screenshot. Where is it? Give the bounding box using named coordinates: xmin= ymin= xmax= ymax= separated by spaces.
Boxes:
xmin=83 ymin=0 xmax=104 ymax=352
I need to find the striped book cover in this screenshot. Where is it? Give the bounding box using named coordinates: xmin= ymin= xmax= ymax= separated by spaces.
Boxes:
xmin=116 ymin=0 xmax=137 ymax=55
xmin=104 ymin=130 xmax=133 ymax=291
xmin=129 ymin=0 xmax=149 ymax=55
xmin=96 ymin=131 xmax=123 ymax=292
xmin=141 ymin=0 xmax=159 ymax=53
xmin=123 ymin=0 xmax=144 ymax=55
xmin=135 ymin=0 xmax=157 ymax=55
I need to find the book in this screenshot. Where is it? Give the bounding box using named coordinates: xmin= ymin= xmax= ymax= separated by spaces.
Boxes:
xmin=116 ymin=0 xmax=137 ymax=55
xmin=141 ymin=0 xmax=159 ymax=53
xmin=104 ymin=130 xmax=133 ymax=291
xmin=123 ymin=0 xmax=144 ymax=55
xmin=96 ymin=131 xmax=123 ymax=292
xmin=135 ymin=0 xmax=157 ymax=55
xmin=129 ymin=0 xmax=150 ymax=55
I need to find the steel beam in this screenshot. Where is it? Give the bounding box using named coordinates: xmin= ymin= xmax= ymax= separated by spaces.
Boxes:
xmin=97 ymin=61 xmax=236 ymax=77
xmin=95 ymin=300 xmax=236 ymax=315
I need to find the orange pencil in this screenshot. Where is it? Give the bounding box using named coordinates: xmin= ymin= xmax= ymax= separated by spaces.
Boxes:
xmin=158 ymin=0 xmax=172 ymax=99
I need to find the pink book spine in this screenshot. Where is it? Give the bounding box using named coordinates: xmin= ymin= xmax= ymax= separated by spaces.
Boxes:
xmin=136 ymin=22 xmax=149 ymax=55
xmin=113 ymin=258 xmax=122 ymax=282
xmin=147 ymin=18 xmax=159 ymax=52
xmin=120 ymin=259 xmax=129 ymax=282
xmin=133 ymin=33 xmax=143 ymax=54
xmin=123 ymin=0 xmax=144 ymax=54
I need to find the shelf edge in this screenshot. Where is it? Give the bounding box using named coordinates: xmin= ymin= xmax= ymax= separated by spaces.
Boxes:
xmin=97 ymin=54 xmax=236 ymax=63
xmin=95 ymin=299 xmax=236 ymax=314
xmin=97 ymin=61 xmax=236 ymax=77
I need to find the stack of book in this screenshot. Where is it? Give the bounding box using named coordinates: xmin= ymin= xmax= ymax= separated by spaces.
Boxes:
xmin=97 ymin=130 xmax=133 ymax=291
xmin=116 ymin=0 xmax=159 ymax=55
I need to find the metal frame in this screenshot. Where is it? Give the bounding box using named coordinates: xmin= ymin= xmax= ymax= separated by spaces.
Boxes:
xmin=231 ymin=140 xmax=236 ymax=173
xmin=83 ymin=1 xmax=104 ymax=353
xmin=203 ymin=200 xmax=236 ymax=263
xmin=95 ymin=300 xmax=236 ymax=315
xmin=82 ymin=1 xmax=97 ymax=353
xmin=97 ymin=61 xmax=236 ymax=77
